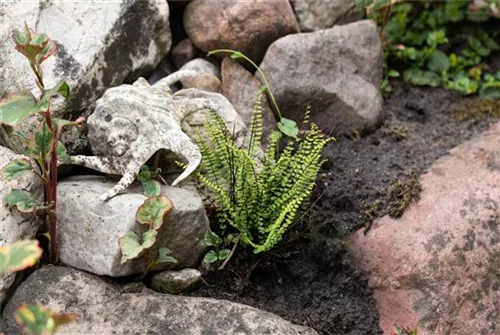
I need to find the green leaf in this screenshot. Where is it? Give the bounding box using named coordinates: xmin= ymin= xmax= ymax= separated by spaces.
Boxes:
xmin=14 ymin=303 xmax=77 ymax=335
xmin=203 ymin=250 xmax=218 ymax=264
xmin=426 ymin=30 xmax=448 ymax=47
xmin=36 ymin=39 xmax=56 ymax=64
xmin=0 ymin=240 xmax=42 ymax=274
xmin=119 ymin=231 xmax=144 ymax=263
xmin=277 ymin=118 xmax=299 ymax=137
xmin=3 ymin=189 xmax=38 ymax=213
xmin=136 ymin=196 xmax=173 ymax=230
xmin=388 ymin=70 xmax=400 ymax=78
xmin=269 ymin=130 xmax=283 ymax=142
xmin=427 ymin=50 xmax=450 ymax=73
xmin=468 ymin=36 xmax=490 ymax=57
xmin=204 ymin=231 xmax=222 ymax=247
xmin=0 ymin=92 xmax=40 ymax=127
xmin=26 ymin=119 xmax=53 ymax=160
xmin=218 ymin=249 xmax=231 ymax=260
xmin=142 ymin=230 xmax=158 ymax=250
xmin=56 ymin=142 xmax=71 ymax=164
xmin=142 ymin=180 xmax=161 ymax=197
xmin=0 ymin=158 xmax=32 ymax=181
xmin=229 ymin=51 xmax=244 ymax=60
xmin=158 ymin=247 xmax=177 ymax=264
xmin=258 ymin=84 xmax=268 ymax=94
xmin=38 ymin=81 xmax=70 ymax=112
xmin=404 ymin=68 xmax=441 ymax=87
xmin=137 ymin=165 xmax=152 ymax=183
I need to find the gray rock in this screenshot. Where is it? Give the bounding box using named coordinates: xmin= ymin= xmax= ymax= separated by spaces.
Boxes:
xmin=171 ymin=38 xmax=197 ymax=68
xmin=291 ymin=0 xmax=363 ymax=31
xmin=151 ymin=268 xmax=202 ymax=294
xmin=0 ymin=1 xmax=171 ymax=153
xmin=179 ymin=58 xmax=221 ymax=78
xmin=3 ymin=266 xmax=318 ymax=335
xmin=178 ymin=58 xmax=222 ymax=93
xmin=0 ymin=146 xmax=43 ymax=305
xmin=258 ymin=20 xmax=383 ymax=136
xmin=57 ymin=176 xmax=209 ymax=276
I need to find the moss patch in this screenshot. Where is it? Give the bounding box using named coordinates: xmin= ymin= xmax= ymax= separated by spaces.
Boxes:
xmin=454 ymin=98 xmax=500 ymax=122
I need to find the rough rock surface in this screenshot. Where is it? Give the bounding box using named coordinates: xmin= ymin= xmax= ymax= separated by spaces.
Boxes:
xmin=179 ymin=58 xmax=221 ymax=93
xmin=348 ymin=122 xmax=500 ymax=335
xmin=291 ymin=0 xmax=362 ymax=31
xmin=171 ymin=38 xmax=197 ymax=68
xmin=0 ymin=1 xmax=171 ymax=152
xmin=222 ymin=58 xmax=277 ymax=141
xmin=151 ymin=268 xmax=202 ymax=294
xmin=57 ymin=176 xmax=209 ymax=276
xmin=0 ymin=146 xmax=43 ymax=305
xmin=259 ymin=20 xmax=383 ymax=136
xmin=3 ymin=266 xmax=319 ymax=335
xmin=184 ymin=0 xmax=299 ymax=63
xmin=68 ymin=74 xmax=246 ymax=201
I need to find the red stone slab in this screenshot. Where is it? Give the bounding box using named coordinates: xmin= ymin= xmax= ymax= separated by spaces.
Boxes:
xmin=348 ymin=122 xmax=500 ymax=335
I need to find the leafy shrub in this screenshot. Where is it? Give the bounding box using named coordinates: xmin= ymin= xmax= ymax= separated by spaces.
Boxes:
xmin=189 ymin=97 xmax=332 ymax=267
xmin=0 ymin=24 xmax=83 ymax=264
xmin=356 ymin=0 xmax=500 ymax=97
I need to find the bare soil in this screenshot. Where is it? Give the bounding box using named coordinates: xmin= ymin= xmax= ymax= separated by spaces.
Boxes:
xmin=189 ymin=81 xmax=499 ymax=335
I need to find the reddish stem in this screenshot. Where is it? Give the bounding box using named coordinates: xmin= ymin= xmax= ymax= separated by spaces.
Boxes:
xmin=44 ymin=111 xmax=59 ymax=264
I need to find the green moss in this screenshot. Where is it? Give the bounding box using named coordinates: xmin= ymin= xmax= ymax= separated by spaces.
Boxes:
xmin=454 ymin=98 xmax=500 ymax=121
xmin=382 ymin=124 xmax=408 ymax=141
xmin=387 ymin=171 xmax=423 ymax=218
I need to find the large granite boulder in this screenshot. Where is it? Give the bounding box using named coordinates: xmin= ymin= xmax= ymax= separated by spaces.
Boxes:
xmin=258 ymin=20 xmax=383 ymax=136
xmin=0 ymin=146 xmax=43 ymax=305
xmin=2 ymin=266 xmax=319 ymax=335
xmin=0 ymin=1 xmax=171 ymax=152
xmin=184 ymin=0 xmax=299 ymax=64
xmin=348 ymin=122 xmax=500 ymax=335
xmin=57 ymin=176 xmax=209 ymax=276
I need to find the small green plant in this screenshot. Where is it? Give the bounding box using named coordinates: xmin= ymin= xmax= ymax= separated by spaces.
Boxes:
xmin=190 ymin=95 xmax=332 ymax=267
xmin=0 ymin=240 xmax=77 ymax=335
xmin=356 ymin=0 xmax=500 ymax=97
xmin=207 ymin=49 xmax=299 ymax=138
xmin=119 ymin=166 xmax=177 ymax=270
xmin=392 ymin=324 xmax=418 ymax=335
xmin=0 ymin=24 xmax=83 ymax=264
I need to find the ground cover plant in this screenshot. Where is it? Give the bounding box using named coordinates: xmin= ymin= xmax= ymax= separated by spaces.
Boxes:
xmin=0 ymin=24 xmax=83 ymax=264
xmin=357 ymin=0 xmax=500 ymax=97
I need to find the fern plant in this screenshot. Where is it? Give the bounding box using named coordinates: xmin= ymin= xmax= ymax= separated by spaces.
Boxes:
xmin=190 ymin=95 xmax=332 ymax=262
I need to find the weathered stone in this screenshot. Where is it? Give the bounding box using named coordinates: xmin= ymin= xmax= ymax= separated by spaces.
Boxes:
xmin=184 ymin=0 xmax=299 ymax=64
xmin=0 ymin=1 xmax=171 ymax=153
xmin=259 ymin=20 xmax=383 ymax=136
xmin=348 ymin=122 xmax=500 ymax=335
xmin=57 ymin=176 xmax=209 ymax=277
xmin=291 ymin=0 xmax=362 ymax=31
xmin=182 ymin=72 xmax=222 ymax=93
xmin=3 ymin=266 xmax=319 ymax=335
xmin=151 ymin=268 xmax=202 ymax=294
xmin=222 ymin=57 xmax=277 ymax=141
xmin=67 ymin=73 xmax=246 ymax=201
xmin=171 ymin=39 xmax=198 ymax=68
xmin=0 ymin=146 xmax=43 ymax=305
xmin=178 ymin=58 xmax=222 ymax=93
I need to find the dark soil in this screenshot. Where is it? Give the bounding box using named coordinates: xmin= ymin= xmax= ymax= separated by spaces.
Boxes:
xmin=189 ymin=82 xmax=499 ymax=335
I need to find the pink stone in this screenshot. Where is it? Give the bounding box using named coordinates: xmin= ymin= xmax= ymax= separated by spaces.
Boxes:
xmin=348 ymin=122 xmax=500 ymax=335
